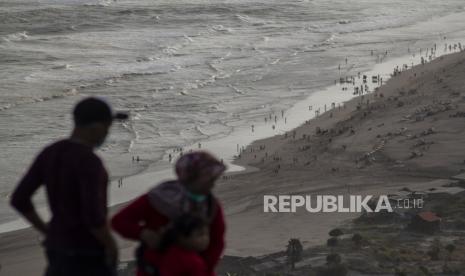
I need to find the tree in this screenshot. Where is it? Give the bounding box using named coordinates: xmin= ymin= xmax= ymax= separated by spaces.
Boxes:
xmin=444 ymin=244 xmax=456 ymax=268
xmin=326 ymin=253 xmax=341 ymax=265
xmin=427 ymin=239 xmax=441 ymax=261
xmin=329 ymin=228 xmax=344 ymax=238
xmin=286 ymin=238 xmax=303 ymax=270
xmin=418 ymin=266 xmax=432 ymax=276
xmin=327 ymin=237 xmax=338 ymax=248
xmin=327 ymin=228 xmax=343 ymax=252
xmin=317 ymin=254 xmax=347 ymax=276
xmin=351 ymin=233 xmax=363 ymax=249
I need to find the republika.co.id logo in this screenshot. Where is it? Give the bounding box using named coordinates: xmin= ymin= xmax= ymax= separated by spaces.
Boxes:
xmin=264 ymin=195 xmax=424 ymax=213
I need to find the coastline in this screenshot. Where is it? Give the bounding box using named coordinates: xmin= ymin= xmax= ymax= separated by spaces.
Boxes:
xmin=2 ymin=5 xmax=465 ymax=232
xmin=219 ymin=48 xmax=465 ymax=256
xmin=1 ymin=42 xmax=465 ymax=275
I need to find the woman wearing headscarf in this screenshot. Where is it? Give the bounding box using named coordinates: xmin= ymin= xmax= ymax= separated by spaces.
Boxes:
xmin=111 ymin=151 xmax=226 ymax=276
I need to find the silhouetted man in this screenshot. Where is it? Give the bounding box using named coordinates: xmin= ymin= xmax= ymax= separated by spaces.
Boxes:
xmin=11 ymin=97 xmax=127 ymax=276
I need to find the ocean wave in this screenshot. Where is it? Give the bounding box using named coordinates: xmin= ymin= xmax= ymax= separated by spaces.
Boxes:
xmin=38 ymin=88 xmax=79 ymax=101
xmin=82 ymin=1 xmax=111 ymax=7
xmin=160 ymin=33 xmax=195 ymax=57
xmin=207 ymin=62 xmax=220 ymax=72
xmin=234 ymin=14 xmax=267 ymax=26
xmin=0 ymin=88 xmax=78 ymax=112
xmin=179 ymin=125 xmax=209 ymax=140
xmin=2 ymin=31 xmax=29 ymax=43
xmin=193 ymin=125 xmax=215 ymax=138
xmin=210 ymin=25 xmax=233 ymax=33
xmin=132 ymin=112 xmax=143 ymax=121
xmin=234 ymin=14 xmax=249 ymax=23
xmin=270 ymin=58 xmax=280 ymax=65
xmin=136 ymin=56 xmax=156 ymax=62
xmin=322 ymin=33 xmax=338 ymax=45
xmin=123 ymin=122 xmax=139 ymax=153
xmin=228 ymin=84 xmax=245 ymax=95
xmin=304 ymin=23 xmax=323 ymax=33
xmin=177 ymin=80 xmax=205 ymax=96
xmin=304 ymin=32 xmax=338 ymax=50
xmin=90 ymin=70 xmax=168 ymax=86
xmin=183 ymin=34 xmax=194 ymax=42
xmin=121 ymin=71 xmax=166 ymax=78
xmin=51 ymin=64 xmax=71 ymax=70
xmin=0 ymin=103 xmax=14 ymax=112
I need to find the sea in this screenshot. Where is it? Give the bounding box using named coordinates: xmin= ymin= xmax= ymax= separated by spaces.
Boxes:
xmin=1 ymin=0 xmax=465 ymax=229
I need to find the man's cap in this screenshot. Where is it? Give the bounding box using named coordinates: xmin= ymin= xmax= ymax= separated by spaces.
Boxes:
xmin=73 ymin=97 xmax=128 ymax=126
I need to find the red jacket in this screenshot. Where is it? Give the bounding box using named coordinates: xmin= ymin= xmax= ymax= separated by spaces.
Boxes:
xmin=111 ymin=194 xmax=225 ymax=276
xmin=157 ymin=245 xmax=208 ymax=276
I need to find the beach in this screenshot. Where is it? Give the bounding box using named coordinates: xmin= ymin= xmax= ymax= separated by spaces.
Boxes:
xmin=2 ymin=42 xmax=465 ymax=274
xmin=2 ymin=0 xmax=465 ymax=274
xmin=3 ymin=0 xmax=465 ymax=226
xmin=220 ymin=47 xmax=465 ymax=257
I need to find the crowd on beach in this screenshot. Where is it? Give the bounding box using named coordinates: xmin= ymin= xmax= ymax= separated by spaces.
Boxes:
xmin=156 ymin=37 xmax=464 ymax=181
xmin=228 ymin=37 xmax=465 ymax=177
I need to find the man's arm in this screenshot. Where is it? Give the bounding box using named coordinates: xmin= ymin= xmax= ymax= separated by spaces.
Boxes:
xmin=90 ymin=225 xmax=118 ymax=265
xmin=10 ymin=153 xmax=47 ymax=235
xmin=79 ymin=157 xmax=117 ymax=263
xmin=20 ymin=210 xmax=47 ymax=235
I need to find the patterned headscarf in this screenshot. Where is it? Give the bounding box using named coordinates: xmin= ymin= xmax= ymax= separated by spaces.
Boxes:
xmin=175 ymin=151 xmax=226 ymax=184
xmin=147 ymin=151 xmax=225 ymax=220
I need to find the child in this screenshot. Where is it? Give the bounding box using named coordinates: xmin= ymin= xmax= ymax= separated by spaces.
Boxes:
xmin=155 ymin=214 xmax=211 ymax=276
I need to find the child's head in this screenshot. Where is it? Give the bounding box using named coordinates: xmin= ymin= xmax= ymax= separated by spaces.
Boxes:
xmin=160 ymin=214 xmax=210 ymax=252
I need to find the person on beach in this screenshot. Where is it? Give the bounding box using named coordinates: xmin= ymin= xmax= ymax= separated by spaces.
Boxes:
xmin=111 ymin=151 xmax=226 ymax=276
xmin=151 ymin=214 xmax=211 ymax=276
xmin=10 ymin=97 xmax=128 ymax=276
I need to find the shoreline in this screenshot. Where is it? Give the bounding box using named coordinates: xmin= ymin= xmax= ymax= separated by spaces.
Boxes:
xmin=2 ymin=8 xmax=465 ymax=231
xmin=0 ymin=36 xmax=462 ymax=233
xmin=1 ymin=38 xmax=465 ymax=275
xmin=0 ymin=47 xmax=413 ymax=233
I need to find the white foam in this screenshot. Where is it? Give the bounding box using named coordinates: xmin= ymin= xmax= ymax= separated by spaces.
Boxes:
xmin=51 ymin=64 xmax=71 ymax=70
xmin=2 ymin=31 xmax=29 ymax=42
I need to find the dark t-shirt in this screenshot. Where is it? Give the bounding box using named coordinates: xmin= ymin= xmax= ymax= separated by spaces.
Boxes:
xmin=11 ymin=139 xmax=109 ymax=251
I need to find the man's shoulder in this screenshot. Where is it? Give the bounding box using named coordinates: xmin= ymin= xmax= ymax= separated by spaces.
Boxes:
xmin=43 ymin=139 xmax=102 ymax=164
xmin=42 ymin=139 xmax=73 ymax=152
xmin=38 ymin=139 xmax=69 ymax=159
